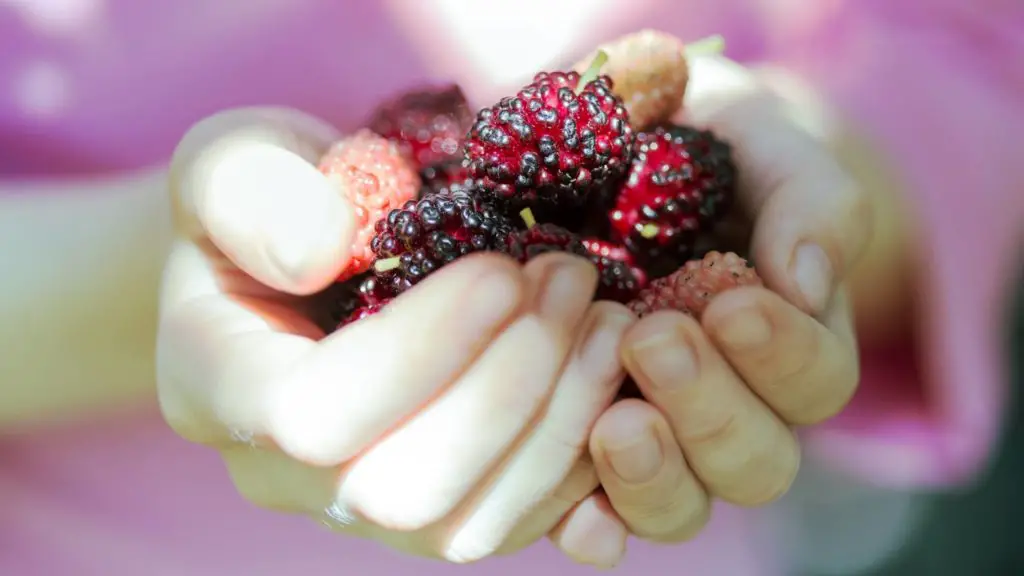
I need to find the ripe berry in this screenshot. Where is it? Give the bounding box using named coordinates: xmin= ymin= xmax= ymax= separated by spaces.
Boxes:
xmin=506 ymin=209 xmax=589 ymax=263
xmin=318 ymin=131 xmax=421 ymax=281
xmin=370 ymin=190 xmax=514 ymax=295
xmin=320 ymin=278 xmax=365 ymax=331
xmin=338 ymin=299 xmax=391 ymax=329
xmin=610 ymin=124 xmax=737 ymax=270
xmin=368 ymin=84 xmax=474 ymax=170
xmin=628 ymin=251 xmax=761 ymax=319
xmin=583 ymin=238 xmax=647 ymax=303
xmin=357 ymin=274 xmax=394 ymax=304
xmin=465 ymin=52 xmax=634 ymax=213
xmin=582 ymin=237 xmax=633 ymax=263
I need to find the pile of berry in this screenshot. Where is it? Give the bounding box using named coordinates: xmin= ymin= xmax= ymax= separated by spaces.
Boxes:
xmin=319 ymin=33 xmax=762 ymax=334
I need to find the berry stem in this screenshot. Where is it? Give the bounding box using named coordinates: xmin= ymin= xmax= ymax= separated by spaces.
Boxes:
xmin=575 ymin=50 xmax=609 ymax=94
xmin=683 ymin=35 xmax=726 ymax=58
xmin=374 ymin=257 xmax=401 ymax=272
xmin=519 ymin=208 xmax=537 ymax=229
xmin=639 ymin=223 xmax=660 ymax=239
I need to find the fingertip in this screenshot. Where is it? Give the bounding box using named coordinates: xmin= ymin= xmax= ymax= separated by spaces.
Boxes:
xmin=550 ymin=492 xmax=628 ymax=569
xmin=170 ymin=107 xmax=349 ymax=295
xmin=700 ymin=286 xmax=773 ymax=326
xmin=749 ymin=159 xmax=872 ymax=316
xmin=619 ymin=310 xmax=699 ymax=358
xmin=590 ymin=399 xmax=660 ymax=451
xmin=202 ymin=142 xmax=354 ymax=295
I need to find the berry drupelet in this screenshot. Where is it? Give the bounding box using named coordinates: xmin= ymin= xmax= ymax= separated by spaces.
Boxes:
xmin=317 ymin=131 xmax=421 ymax=281
xmin=337 ymin=299 xmax=391 ymax=330
xmin=582 ymin=238 xmax=647 ymax=303
xmin=609 ymin=123 xmax=738 ymax=271
xmin=628 ymin=251 xmax=761 ymax=319
xmin=506 ymin=209 xmax=589 ymax=263
xmin=464 ymin=52 xmax=634 ymax=213
xmin=368 ymin=84 xmax=475 ymax=170
xmin=370 ymin=190 xmax=514 ymax=295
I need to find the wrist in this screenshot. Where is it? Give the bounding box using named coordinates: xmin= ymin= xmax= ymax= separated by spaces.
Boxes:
xmin=0 ymin=169 xmax=172 ymax=427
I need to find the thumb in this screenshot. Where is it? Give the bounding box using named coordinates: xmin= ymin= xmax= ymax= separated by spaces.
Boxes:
xmin=170 ymin=107 xmax=355 ymax=295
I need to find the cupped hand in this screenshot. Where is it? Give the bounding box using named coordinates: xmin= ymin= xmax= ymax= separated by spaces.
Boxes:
xmin=579 ymin=54 xmax=871 ymax=547
xmin=155 ymin=107 xmax=634 ymax=563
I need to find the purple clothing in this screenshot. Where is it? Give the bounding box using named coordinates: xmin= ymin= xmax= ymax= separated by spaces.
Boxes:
xmin=1 ymin=0 xmax=1021 ymax=574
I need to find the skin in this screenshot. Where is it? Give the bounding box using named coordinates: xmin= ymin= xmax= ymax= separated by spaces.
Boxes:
xmin=568 ymin=57 xmax=913 ymax=565
xmin=0 ymin=53 xmax=910 ymax=568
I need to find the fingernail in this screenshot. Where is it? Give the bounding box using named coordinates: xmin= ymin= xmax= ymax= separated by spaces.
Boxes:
xmin=716 ymin=306 xmax=772 ymax=351
xmin=629 ymin=325 xmax=698 ymax=388
xmin=604 ymin=423 xmax=663 ymax=484
xmin=791 ymin=243 xmax=833 ymax=313
xmin=534 ymin=256 xmax=595 ymax=319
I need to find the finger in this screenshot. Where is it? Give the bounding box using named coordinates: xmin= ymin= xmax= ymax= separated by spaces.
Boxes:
xmin=157 ymin=239 xmax=321 ymax=445
xmin=703 ymin=287 xmax=859 ymax=426
xmin=590 ymin=399 xmax=710 ymax=542
xmin=549 ymin=492 xmax=628 ymax=570
xmin=170 ymin=106 xmax=354 ymax=295
xmin=266 ymin=253 xmax=526 ymax=465
xmin=494 ymin=457 xmax=600 ymax=556
xmin=337 ymin=253 xmax=598 ymax=531
xmin=442 ymin=302 xmax=634 ymax=562
xmin=622 ymin=311 xmax=801 ymax=506
xmin=220 ymin=445 xmax=333 ymax=514
xmin=681 ymin=56 xmax=872 ymax=314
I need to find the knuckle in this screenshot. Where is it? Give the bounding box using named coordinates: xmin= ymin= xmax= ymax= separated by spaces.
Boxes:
xmin=678 ymin=408 xmax=742 ymax=448
xmin=726 ymin=436 xmax=801 ymax=507
xmin=804 ymin=350 xmax=861 ymax=425
xmin=651 ymin=504 xmax=712 ymax=543
xmin=626 ymin=487 xmax=710 ymax=542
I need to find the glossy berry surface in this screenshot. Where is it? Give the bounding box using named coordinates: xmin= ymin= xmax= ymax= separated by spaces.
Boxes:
xmin=370 ymin=190 xmax=514 ymax=295
xmin=506 ymin=222 xmax=589 ymax=263
xmin=610 ymin=124 xmax=737 ymax=267
xmin=583 ymin=238 xmax=647 ymax=303
xmin=465 ymin=70 xmax=634 ymax=212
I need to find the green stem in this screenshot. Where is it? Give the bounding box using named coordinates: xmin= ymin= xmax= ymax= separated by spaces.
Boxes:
xmin=683 ymin=35 xmax=726 ymax=58
xmin=575 ymin=50 xmax=609 ymax=94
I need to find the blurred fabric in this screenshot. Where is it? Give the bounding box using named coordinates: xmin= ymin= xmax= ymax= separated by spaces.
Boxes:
xmin=857 ymin=273 xmax=1024 ymax=576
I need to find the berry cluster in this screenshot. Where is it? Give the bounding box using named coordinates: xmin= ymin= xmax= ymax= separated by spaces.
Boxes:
xmin=319 ymin=32 xmax=756 ymax=374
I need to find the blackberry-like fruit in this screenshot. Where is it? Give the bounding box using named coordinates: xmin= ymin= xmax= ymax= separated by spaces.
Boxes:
xmin=609 ymin=123 xmax=737 ymax=269
xmin=319 ymin=279 xmax=365 ymax=332
xmin=370 ymin=190 xmax=514 ymax=295
xmin=318 ymin=131 xmax=420 ymax=280
xmin=338 ymin=299 xmax=391 ymax=329
xmin=506 ymin=209 xmax=589 ymax=263
xmin=628 ymin=251 xmax=761 ymax=319
xmin=583 ymin=238 xmax=647 ymax=303
xmin=368 ymin=84 xmax=475 ymax=170
xmin=357 ymin=274 xmax=395 ymax=304
xmin=464 ymin=52 xmax=634 ymax=213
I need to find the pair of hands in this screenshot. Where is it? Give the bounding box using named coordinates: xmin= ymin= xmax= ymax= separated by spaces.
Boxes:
xmin=156 ymin=54 xmax=870 ymax=567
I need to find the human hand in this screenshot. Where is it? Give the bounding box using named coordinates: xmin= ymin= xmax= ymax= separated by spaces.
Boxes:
xmin=581 ymin=54 xmax=870 ymax=545
xmin=156 ymin=107 xmax=635 ymax=563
